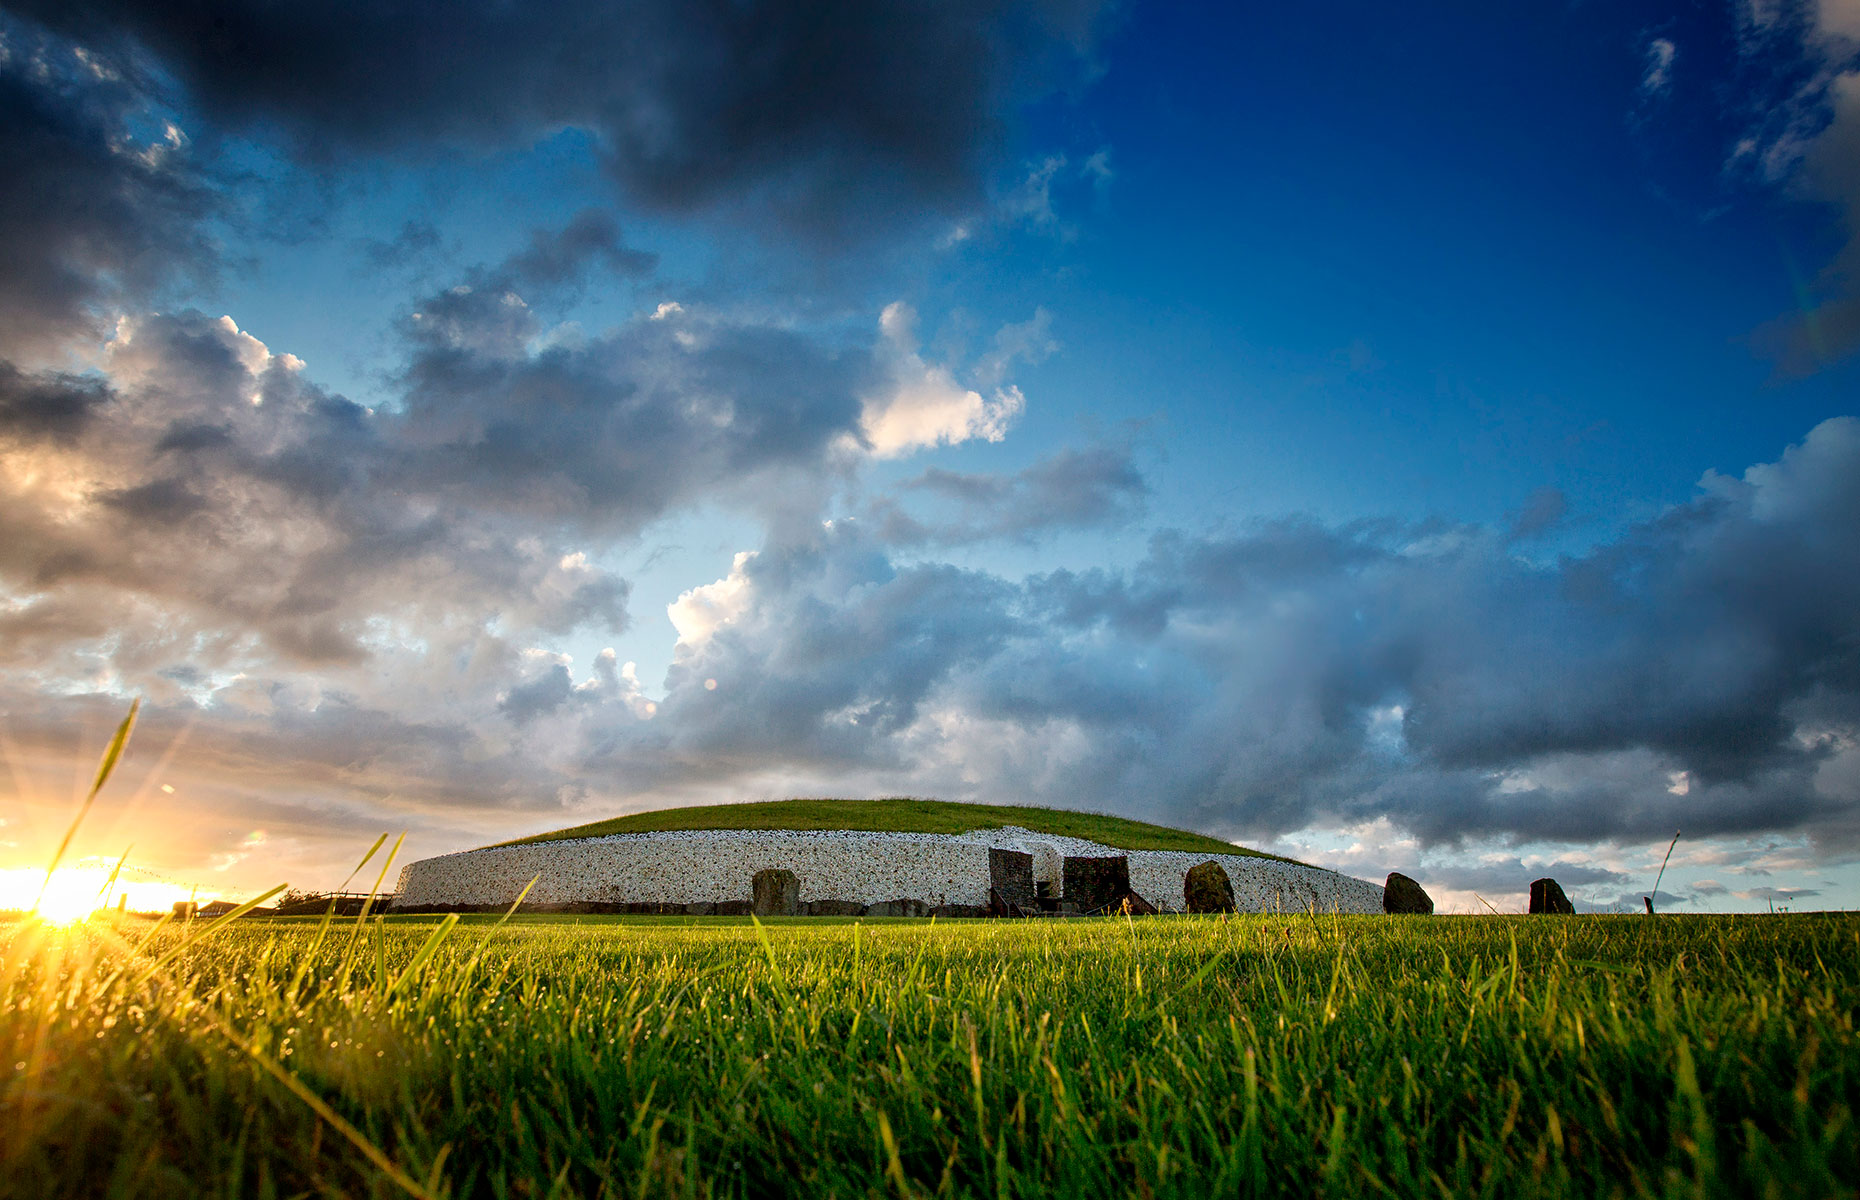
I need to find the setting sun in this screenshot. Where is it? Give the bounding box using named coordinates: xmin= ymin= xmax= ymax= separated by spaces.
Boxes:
xmin=27 ymin=870 xmax=102 ymax=924
xmin=0 ymin=865 xmax=201 ymax=923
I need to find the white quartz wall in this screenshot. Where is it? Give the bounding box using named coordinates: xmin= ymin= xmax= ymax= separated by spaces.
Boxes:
xmin=393 ymin=825 xmax=1384 ymax=914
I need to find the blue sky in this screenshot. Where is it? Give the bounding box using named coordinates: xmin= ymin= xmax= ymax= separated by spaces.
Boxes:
xmin=2 ymin=0 xmax=1859 ymax=913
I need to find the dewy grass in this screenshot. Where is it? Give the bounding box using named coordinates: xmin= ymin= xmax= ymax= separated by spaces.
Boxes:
xmin=3 ymin=911 xmax=1857 ymax=1198
xmin=491 ymin=796 xmax=1291 ymax=859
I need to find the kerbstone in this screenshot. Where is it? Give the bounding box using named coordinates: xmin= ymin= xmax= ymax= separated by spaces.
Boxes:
xmin=804 ymin=899 xmax=865 ymax=917
xmin=1383 ymin=872 xmax=1434 ymax=914
xmin=865 ymin=898 xmax=929 ymax=917
xmin=989 ymin=848 xmax=1037 ymax=910
xmin=1529 ymin=878 xmax=1575 ymax=915
xmin=1064 ymin=855 xmax=1131 ymax=914
xmin=752 ymin=869 xmax=800 ymax=916
xmin=1185 ymin=860 xmax=1237 ymax=913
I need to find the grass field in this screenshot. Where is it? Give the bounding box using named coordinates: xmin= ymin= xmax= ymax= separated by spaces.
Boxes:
xmin=3 ymin=906 xmax=1856 ymax=1199
xmin=490 ymin=797 xmax=1288 ymax=859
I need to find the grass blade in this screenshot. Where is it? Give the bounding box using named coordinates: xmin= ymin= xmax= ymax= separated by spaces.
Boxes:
xmin=35 ymin=700 xmax=137 ymax=912
xmin=387 ymin=913 xmax=460 ymax=1000
xmin=129 ymin=884 xmax=288 ymax=990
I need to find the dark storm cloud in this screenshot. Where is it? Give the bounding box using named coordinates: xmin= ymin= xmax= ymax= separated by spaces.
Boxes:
xmin=0 ymin=241 xmax=878 ymax=711
xmin=0 ymin=15 xmax=216 ymax=358
xmin=395 ymin=293 xmax=867 ymax=530
xmin=1415 ymin=858 xmax=1625 ymax=894
xmin=14 ymin=0 xmax=1109 ymax=238
xmin=872 ymin=444 xmax=1148 ymax=545
xmin=497 ymin=211 xmax=657 ymax=290
xmin=1732 ymin=2 xmax=1860 ymax=370
xmin=577 ymin=418 xmax=1860 ymax=851
xmin=0 ymin=363 xmax=114 ymax=443
xmin=357 ymin=220 xmax=443 ymax=271
xmin=0 ymin=309 xmax=639 ymax=671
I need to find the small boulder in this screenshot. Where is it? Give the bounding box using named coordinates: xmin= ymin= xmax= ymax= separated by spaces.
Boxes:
xmin=1185 ymin=861 xmax=1238 ymax=913
xmin=1529 ymin=878 xmax=1574 ymax=915
xmin=752 ymin=869 xmax=800 ymax=916
xmin=930 ymin=904 xmax=988 ymax=919
xmin=684 ymin=902 xmax=717 ymax=916
xmin=1383 ymin=872 xmax=1434 ymax=915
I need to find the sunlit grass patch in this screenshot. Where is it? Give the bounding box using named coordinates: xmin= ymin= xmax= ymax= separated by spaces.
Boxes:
xmin=3 ymin=909 xmax=1857 ymax=1198
xmin=493 ymin=796 xmax=1293 ymax=858
xmin=3 ymin=714 xmax=1855 ymax=1197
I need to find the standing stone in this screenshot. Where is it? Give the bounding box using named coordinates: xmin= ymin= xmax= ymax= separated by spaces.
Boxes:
xmin=1529 ymin=878 xmax=1575 ymax=915
xmin=1063 ymin=856 xmax=1131 ymax=915
xmin=1382 ymin=872 xmax=1434 ymax=915
xmin=751 ymin=869 xmax=800 ymax=916
xmin=989 ymin=848 xmax=1037 ymax=910
xmin=1184 ymin=861 xmax=1238 ymax=913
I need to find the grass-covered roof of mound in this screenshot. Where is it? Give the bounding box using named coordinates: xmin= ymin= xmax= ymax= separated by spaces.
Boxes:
xmin=491 ymin=798 xmax=1297 ymax=861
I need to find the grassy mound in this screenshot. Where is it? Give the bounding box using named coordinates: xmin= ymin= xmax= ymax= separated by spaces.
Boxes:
xmin=490 ymin=797 xmax=1290 ymax=859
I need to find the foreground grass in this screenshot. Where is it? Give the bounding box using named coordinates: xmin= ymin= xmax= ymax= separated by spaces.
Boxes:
xmin=495 ymin=796 xmax=1282 ymax=858
xmin=2 ymin=912 xmax=1856 ymax=1199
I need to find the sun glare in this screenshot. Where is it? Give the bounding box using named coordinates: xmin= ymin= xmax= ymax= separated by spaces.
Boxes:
xmin=0 ymin=865 xmax=205 ymax=924
xmin=29 ymin=871 xmax=102 ymax=925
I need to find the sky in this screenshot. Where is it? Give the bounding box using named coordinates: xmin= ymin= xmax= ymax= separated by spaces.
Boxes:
xmin=2 ymin=0 xmax=1859 ymax=915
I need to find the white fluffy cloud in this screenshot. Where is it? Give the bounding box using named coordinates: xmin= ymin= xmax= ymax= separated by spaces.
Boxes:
xmin=858 ymin=302 xmax=1025 ymax=457
xmin=668 ymin=551 xmax=757 ymax=654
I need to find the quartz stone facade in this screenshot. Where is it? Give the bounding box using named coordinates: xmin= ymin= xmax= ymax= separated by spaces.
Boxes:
xmin=393 ymin=825 xmax=1385 ymax=914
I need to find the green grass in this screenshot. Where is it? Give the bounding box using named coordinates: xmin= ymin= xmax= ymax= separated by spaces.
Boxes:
xmin=491 ymin=797 xmax=1287 ymax=859
xmin=4 ymin=909 xmax=1856 ymax=1198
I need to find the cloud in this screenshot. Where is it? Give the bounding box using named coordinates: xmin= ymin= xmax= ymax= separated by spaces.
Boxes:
xmin=561 ymin=417 xmax=1860 ymax=855
xmin=357 ymin=219 xmax=444 ymax=271
xmin=974 ymin=307 xmax=1059 ymax=386
xmin=669 ymin=552 xmax=757 ymax=654
xmin=0 ymin=362 xmax=113 ymax=443
xmin=396 ymin=288 xmax=867 ymax=524
xmin=493 ymin=210 xmax=657 ymax=291
xmin=0 ymin=307 xmax=644 ymax=674
xmin=1736 ymin=0 xmax=1860 ymax=368
xmin=1599 ymin=888 xmax=1690 ymax=911
xmin=1641 ymin=37 xmax=1677 ymax=95
xmin=1003 ymin=155 xmax=1068 ymax=229
xmin=1417 ymin=858 xmax=1626 ymax=893
xmin=1508 ymin=486 xmax=1568 ymax=539
xmin=871 ymin=443 xmax=1148 ymax=545
xmin=0 ymin=15 xmax=216 ymax=361
xmin=858 ymin=303 xmax=1025 ymax=457
xmin=15 ymin=0 xmax=1111 ymax=241
xmin=1736 ymin=884 xmax=1821 ymax=902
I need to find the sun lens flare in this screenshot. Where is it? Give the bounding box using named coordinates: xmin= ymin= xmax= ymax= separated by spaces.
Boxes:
xmin=0 ymin=864 xmax=209 ymax=925
xmin=23 ymin=868 xmax=103 ymax=925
